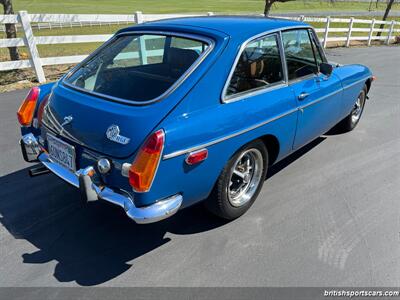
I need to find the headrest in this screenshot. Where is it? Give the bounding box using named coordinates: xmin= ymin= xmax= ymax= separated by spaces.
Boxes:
xmin=249 ymin=60 xmax=265 ymax=78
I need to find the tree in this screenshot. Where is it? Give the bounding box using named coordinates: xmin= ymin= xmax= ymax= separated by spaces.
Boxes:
xmin=0 ymin=0 xmax=20 ymax=60
xmin=263 ymin=0 xmax=295 ymax=16
xmin=377 ymin=0 xmax=395 ymax=37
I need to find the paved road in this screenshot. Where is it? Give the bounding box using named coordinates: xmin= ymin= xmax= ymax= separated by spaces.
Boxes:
xmin=0 ymin=46 xmax=399 ymax=288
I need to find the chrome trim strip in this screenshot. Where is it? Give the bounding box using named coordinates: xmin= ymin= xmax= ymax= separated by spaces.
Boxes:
xmin=163 ymin=76 xmax=370 ymax=160
xmin=163 ymin=107 xmax=298 ymax=160
xmin=222 ymin=82 xmax=288 ymax=103
xmin=62 ymin=31 xmax=215 ymax=106
xmin=278 ymin=31 xmax=289 ymax=83
xmin=298 ymin=88 xmax=340 ymax=110
xmin=221 ymin=25 xmax=311 ymax=103
xmin=298 ymin=76 xmax=370 ymax=110
xmin=42 ymin=105 xmax=87 ymax=147
xmin=342 ymin=76 xmax=371 ymax=90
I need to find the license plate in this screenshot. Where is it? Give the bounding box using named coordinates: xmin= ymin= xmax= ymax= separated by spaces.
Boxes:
xmin=47 ymin=134 xmax=76 ymax=172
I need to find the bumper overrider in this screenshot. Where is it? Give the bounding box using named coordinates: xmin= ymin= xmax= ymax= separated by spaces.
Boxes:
xmin=20 ymin=133 xmax=183 ymax=224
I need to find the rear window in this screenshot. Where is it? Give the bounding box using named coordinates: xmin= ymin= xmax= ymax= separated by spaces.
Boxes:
xmin=64 ymin=33 xmax=210 ymax=103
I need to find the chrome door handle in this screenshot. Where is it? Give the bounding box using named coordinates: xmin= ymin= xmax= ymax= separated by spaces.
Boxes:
xmin=298 ymin=92 xmax=309 ymax=101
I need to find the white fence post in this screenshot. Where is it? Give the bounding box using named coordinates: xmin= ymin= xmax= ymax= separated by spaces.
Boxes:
xmin=18 ymin=11 xmax=46 ymax=83
xmin=135 ymin=11 xmax=143 ymax=24
xmin=386 ymin=20 xmax=395 ymax=45
xmin=346 ymin=17 xmax=354 ymax=48
xmin=135 ymin=11 xmax=147 ymax=65
xmin=299 ymin=15 xmax=305 ymax=22
xmin=368 ymin=18 xmax=376 ymax=46
xmin=323 ymin=16 xmax=331 ymax=48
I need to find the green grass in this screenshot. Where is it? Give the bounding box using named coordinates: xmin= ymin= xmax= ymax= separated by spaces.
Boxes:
xmin=0 ymin=24 xmax=126 ymax=61
xmin=1 ymin=1 xmax=399 ymax=62
xmin=12 ymin=0 xmax=400 ymax=14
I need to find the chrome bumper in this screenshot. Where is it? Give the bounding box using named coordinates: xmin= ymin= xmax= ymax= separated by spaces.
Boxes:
xmin=21 ymin=133 xmax=183 ymax=224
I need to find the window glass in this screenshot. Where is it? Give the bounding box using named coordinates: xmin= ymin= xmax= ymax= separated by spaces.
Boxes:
xmin=64 ymin=34 xmax=209 ymax=102
xmin=281 ymin=29 xmax=318 ymax=81
xmin=171 ymin=36 xmax=206 ymax=54
xmin=308 ymin=29 xmax=325 ymax=66
xmin=226 ymin=34 xmax=284 ymax=97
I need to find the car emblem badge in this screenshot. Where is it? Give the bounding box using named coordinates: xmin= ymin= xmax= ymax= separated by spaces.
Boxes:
xmin=106 ymin=125 xmax=130 ymax=145
xmin=60 ymin=115 xmax=73 ymax=134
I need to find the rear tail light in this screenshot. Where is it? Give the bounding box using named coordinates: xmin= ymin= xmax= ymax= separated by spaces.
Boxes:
xmin=17 ymin=87 xmax=40 ymax=126
xmin=128 ymin=129 xmax=165 ymax=192
xmin=37 ymin=94 xmax=49 ymax=126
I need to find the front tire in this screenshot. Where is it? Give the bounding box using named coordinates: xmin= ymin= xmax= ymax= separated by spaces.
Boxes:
xmin=338 ymin=85 xmax=367 ymax=132
xmin=205 ymin=140 xmax=268 ymax=220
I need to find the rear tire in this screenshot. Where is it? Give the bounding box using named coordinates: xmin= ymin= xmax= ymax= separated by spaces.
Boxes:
xmin=205 ymin=140 xmax=268 ymax=220
xmin=337 ymin=85 xmax=367 ymax=132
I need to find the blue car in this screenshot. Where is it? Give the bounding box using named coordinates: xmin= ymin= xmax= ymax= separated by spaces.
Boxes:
xmin=18 ymin=16 xmax=374 ymax=224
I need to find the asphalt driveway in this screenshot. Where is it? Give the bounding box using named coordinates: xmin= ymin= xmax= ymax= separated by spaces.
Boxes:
xmin=0 ymin=46 xmax=399 ymax=287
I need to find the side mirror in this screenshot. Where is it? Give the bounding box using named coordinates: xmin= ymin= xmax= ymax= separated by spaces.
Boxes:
xmin=320 ymin=62 xmax=333 ymax=77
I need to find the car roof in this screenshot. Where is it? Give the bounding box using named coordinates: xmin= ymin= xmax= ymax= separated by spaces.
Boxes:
xmin=142 ymin=16 xmax=307 ymax=40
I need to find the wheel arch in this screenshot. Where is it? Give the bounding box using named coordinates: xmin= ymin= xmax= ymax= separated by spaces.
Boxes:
xmin=365 ymin=78 xmax=372 ymax=93
xmin=259 ymin=134 xmax=280 ymax=166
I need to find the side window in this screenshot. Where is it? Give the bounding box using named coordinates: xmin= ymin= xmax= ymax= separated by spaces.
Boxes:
xmin=226 ymin=34 xmax=284 ymax=97
xmin=281 ymin=29 xmax=318 ymax=81
xmin=308 ymin=29 xmax=325 ymax=66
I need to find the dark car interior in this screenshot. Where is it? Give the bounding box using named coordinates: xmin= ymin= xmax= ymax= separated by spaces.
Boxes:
xmin=227 ymin=47 xmax=283 ymax=96
xmin=91 ymin=47 xmax=200 ymax=101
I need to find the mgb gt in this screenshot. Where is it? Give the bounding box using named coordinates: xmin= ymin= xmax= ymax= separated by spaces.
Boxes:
xmin=18 ymin=16 xmax=374 ymax=223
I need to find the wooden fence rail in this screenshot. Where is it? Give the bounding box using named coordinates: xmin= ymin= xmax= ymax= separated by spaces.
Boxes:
xmin=0 ymin=11 xmax=399 ymax=83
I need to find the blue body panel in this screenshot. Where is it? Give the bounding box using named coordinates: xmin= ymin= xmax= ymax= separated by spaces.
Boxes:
xmin=291 ymin=73 xmax=343 ymax=149
xmin=21 ymin=17 xmax=373 ymax=209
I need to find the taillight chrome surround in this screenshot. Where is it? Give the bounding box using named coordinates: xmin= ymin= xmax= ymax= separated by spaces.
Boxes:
xmin=17 ymin=87 xmax=40 ymax=126
xmin=127 ymin=129 xmax=165 ymax=193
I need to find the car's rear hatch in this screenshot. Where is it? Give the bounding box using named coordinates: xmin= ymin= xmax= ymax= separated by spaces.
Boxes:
xmin=42 ymin=83 xmax=181 ymax=158
xmin=41 ymin=28 xmax=227 ymax=158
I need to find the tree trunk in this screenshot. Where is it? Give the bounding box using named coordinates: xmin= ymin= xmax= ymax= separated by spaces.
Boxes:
xmin=264 ymin=0 xmax=273 ymax=16
xmin=1 ymin=0 xmax=20 ymax=60
xmin=377 ymin=0 xmax=395 ymax=37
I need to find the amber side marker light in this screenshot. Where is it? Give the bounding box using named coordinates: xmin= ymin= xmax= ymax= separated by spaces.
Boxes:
xmin=371 ymin=76 xmax=377 ymax=82
xmin=17 ymin=87 xmax=40 ymax=126
xmin=129 ymin=129 xmax=165 ymax=193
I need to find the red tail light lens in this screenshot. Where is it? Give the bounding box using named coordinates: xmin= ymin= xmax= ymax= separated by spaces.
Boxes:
xmin=129 ymin=129 xmax=165 ymax=192
xmin=37 ymin=94 xmax=49 ymax=126
xmin=17 ymin=87 xmax=40 ymax=126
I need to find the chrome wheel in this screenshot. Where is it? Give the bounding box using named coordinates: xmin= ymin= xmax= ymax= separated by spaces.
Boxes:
xmin=228 ymin=148 xmax=264 ymax=207
xmin=351 ymin=94 xmax=365 ymax=124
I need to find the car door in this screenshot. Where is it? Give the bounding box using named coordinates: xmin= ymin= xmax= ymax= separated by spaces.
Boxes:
xmin=281 ymin=29 xmax=342 ymax=150
xmin=221 ymin=33 xmax=298 ymax=162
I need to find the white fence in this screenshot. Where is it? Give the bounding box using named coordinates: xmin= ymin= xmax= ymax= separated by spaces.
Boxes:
xmin=0 ymin=11 xmax=399 ymax=83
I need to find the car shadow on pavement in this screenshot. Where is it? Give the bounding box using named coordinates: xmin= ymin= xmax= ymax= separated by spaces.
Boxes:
xmin=0 ymin=136 xmax=325 ymax=286
xmin=267 ymin=136 xmax=326 ymax=179
xmin=0 ymin=167 xmax=228 ymax=286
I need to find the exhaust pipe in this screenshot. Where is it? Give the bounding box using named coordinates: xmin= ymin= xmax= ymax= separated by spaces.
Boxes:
xmin=29 ymin=165 xmax=50 ymax=177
